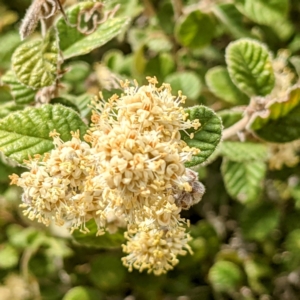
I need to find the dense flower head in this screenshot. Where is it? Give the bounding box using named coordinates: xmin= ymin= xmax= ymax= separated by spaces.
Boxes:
xmin=10 ymin=77 xmax=205 ymax=275
xmin=122 ymin=224 xmax=192 ymax=275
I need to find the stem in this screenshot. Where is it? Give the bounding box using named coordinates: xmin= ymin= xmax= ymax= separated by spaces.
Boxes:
xmin=222 ymin=114 xmax=251 ymax=140
xmin=171 ymin=0 xmax=183 ymax=19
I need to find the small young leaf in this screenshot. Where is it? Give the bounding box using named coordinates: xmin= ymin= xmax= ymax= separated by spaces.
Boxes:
xmin=208 ymin=260 xmax=243 ymax=292
xmin=221 ymin=159 xmax=266 ymax=204
xmin=182 ymin=106 xmax=223 ymax=167
xmin=175 ymin=10 xmax=215 ymax=49
xmin=0 ymin=104 xmax=88 ymax=164
xmin=72 ymin=220 xmax=125 ymax=249
xmin=235 ymin=0 xmax=289 ymax=26
xmin=12 ymin=29 xmax=59 ymax=89
xmin=220 ymin=142 xmax=268 ymax=162
xmin=56 ymin=2 xmax=130 ymax=59
xmin=205 ymin=66 xmax=249 ymax=104
xmin=165 ymin=71 xmax=202 ymax=100
xmin=226 ymin=38 xmax=275 ymax=96
xmin=1 ymin=70 xmax=35 ymax=104
xmin=250 ymin=86 xmax=300 ymax=143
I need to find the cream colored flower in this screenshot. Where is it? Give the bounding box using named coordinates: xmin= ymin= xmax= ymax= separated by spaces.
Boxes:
xmin=122 ymin=224 xmax=192 ymax=275
xmin=10 ymin=77 xmax=205 ymax=275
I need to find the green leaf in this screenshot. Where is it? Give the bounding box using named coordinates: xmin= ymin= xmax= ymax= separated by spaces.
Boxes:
xmin=240 ymin=204 xmax=280 ymax=241
xmin=221 ymin=159 xmax=266 ymax=204
xmin=102 ymin=0 xmax=142 ymax=19
xmin=103 ymin=50 xmax=132 ymax=75
xmin=205 ymin=66 xmax=249 ymax=104
xmin=213 ymin=3 xmax=252 ymax=39
xmin=0 ymin=102 xmax=25 ymax=118
xmin=250 ymin=86 xmax=300 ymax=143
xmin=182 ymin=106 xmax=223 ymax=167
xmin=0 ymin=104 xmax=88 ymax=164
xmin=56 ymin=2 xmax=130 ymax=59
xmin=72 ymin=220 xmax=125 ymax=249
xmin=165 ymin=71 xmax=202 ymax=100
xmin=89 ymin=254 xmax=126 ymax=290
xmin=11 ymin=29 xmax=59 ymax=89
xmin=217 ymin=109 xmax=243 ymax=128
xmin=175 ymin=10 xmax=215 ymax=49
xmin=1 ymin=70 xmax=35 ymax=104
xmin=63 ymin=61 xmax=91 ymax=83
xmin=145 ymin=53 xmax=175 ymax=82
xmin=235 ymin=0 xmax=289 ymax=26
xmin=63 ymin=287 xmax=104 ymax=300
xmin=62 ymin=93 xmax=92 ymax=119
xmin=226 ymin=38 xmax=275 ymax=96
xmin=220 ymin=142 xmax=268 ymax=162
xmin=0 ymin=244 xmax=19 ymax=269
xmin=208 ymin=261 xmax=243 ymax=292
xmin=0 ymin=31 xmax=21 ymax=70
xmin=285 ymin=229 xmax=300 ymax=259
xmin=51 ymin=97 xmax=80 ymax=112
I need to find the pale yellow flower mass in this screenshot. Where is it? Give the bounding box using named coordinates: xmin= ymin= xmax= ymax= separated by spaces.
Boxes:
xmin=10 ymin=77 xmax=204 ymax=275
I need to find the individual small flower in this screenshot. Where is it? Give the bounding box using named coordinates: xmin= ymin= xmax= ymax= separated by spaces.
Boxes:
xmin=122 ymin=224 xmax=192 ymax=275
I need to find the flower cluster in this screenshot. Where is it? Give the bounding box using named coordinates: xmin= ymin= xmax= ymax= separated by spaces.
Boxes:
xmin=10 ymin=77 xmax=205 ymax=275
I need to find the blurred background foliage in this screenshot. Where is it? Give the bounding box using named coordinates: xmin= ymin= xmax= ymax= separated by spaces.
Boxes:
xmin=1 ymin=0 xmax=300 ymax=299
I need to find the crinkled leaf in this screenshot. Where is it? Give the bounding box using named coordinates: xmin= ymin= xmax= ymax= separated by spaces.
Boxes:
xmin=240 ymin=204 xmax=280 ymax=241
xmin=175 ymin=10 xmax=215 ymax=49
xmin=2 ymin=70 xmax=35 ymax=104
xmin=56 ymin=2 xmax=130 ymax=59
xmin=182 ymin=106 xmax=222 ymax=167
xmin=220 ymin=142 xmax=268 ymax=162
xmin=0 ymin=104 xmax=88 ymax=164
xmin=250 ymin=86 xmax=300 ymax=143
xmin=221 ymin=158 xmax=266 ymax=204
xmin=235 ymin=0 xmax=289 ymax=26
xmin=205 ymin=66 xmax=249 ymax=104
xmin=72 ymin=220 xmax=125 ymax=249
xmin=51 ymin=97 xmax=80 ymax=113
xmin=0 ymin=86 xmax=11 ymax=103
xmin=11 ymin=29 xmax=59 ymax=89
xmin=226 ymin=39 xmax=275 ymax=96
xmin=0 ymin=102 xmax=25 ymax=118
xmin=165 ymin=72 xmax=202 ymax=100
xmin=208 ymin=261 xmax=243 ymax=292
